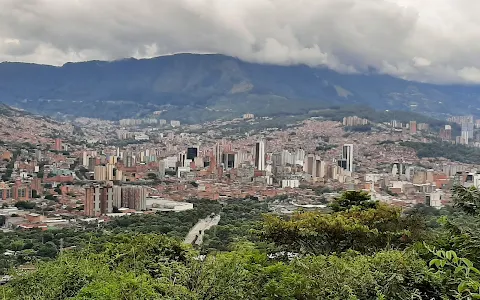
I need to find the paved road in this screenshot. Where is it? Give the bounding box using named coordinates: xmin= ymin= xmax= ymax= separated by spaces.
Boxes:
xmin=184 ymin=214 xmax=221 ymax=245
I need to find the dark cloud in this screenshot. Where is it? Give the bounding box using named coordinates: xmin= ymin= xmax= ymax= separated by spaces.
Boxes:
xmin=1 ymin=0 xmax=479 ymax=83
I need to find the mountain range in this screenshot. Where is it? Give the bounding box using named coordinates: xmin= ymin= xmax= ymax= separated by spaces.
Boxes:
xmin=1 ymin=53 xmax=480 ymax=122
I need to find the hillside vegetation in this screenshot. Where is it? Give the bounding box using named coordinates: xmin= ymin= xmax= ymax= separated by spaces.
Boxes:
xmin=3 ymin=190 xmax=480 ymax=299
xmin=2 ymin=54 xmax=480 ymax=121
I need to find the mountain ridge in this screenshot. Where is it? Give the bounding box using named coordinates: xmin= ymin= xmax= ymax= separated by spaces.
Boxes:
xmin=1 ymin=53 xmax=480 ymax=122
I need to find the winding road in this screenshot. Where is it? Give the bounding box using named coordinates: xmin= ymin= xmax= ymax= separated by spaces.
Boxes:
xmin=184 ymin=214 xmax=221 ymax=245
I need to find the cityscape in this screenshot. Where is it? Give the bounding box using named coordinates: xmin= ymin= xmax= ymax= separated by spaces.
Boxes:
xmin=0 ymin=111 xmax=479 ymax=225
xmin=3 ymin=0 xmax=480 ymax=298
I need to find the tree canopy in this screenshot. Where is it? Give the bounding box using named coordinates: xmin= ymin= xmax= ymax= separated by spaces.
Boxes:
xmin=2 ymin=191 xmax=480 ymax=299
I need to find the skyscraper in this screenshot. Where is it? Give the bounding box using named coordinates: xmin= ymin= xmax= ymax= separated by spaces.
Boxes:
xmin=85 ymin=186 xmax=120 ymax=216
xmin=316 ymin=159 xmax=326 ymax=179
xmin=94 ymin=165 xmax=107 ymax=181
xmin=462 ymin=122 xmax=474 ymax=140
xmin=342 ymin=144 xmax=354 ymax=172
xmin=84 ymin=187 xmax=95 ymax=216
xmin=187 ymin=147 xmax=199 ymax=160
xmin=255 ymin=140 xmax=266 ymax=171
xmin=409 ymin=121 xmax=417 ymax=134
xmin=222 ymin=153 xmax=236 ymax=170
xmin=54 ymin=138 xmax=62 ymax=151
xmin=305 ymin=154 xmax=316 ymax=178
xmin=106 ymin=164 xmax=115 ymax=181
xmin=215 ymin=143 xmax=222 ymax=168
xmin=440 ymin=125 xmax=452 ymax=140
xmin=82 ymin=151 xmax=89 ymax=167
xmin=158 ymin=160 xmax=166 ymax=178
xmin=121 ymin=186 xmax=147 ymax=211
xmin=35 ymin=150 xmax=42 ymax=161
xmin=178 ymin=152 xmax=187 ymax=168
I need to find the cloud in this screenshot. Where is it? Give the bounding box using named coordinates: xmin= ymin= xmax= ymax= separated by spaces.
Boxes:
xmin=0 ymin=0 xmax=479 ymax=84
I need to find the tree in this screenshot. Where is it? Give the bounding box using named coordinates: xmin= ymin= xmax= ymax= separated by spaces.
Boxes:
xmin=32 ymin=190 xmax=41 ymax=198
xmin=426 ymin=247 xmax=480 ymax=299
xmin=329 ymin=190 xmax=378 ymax=212
xmin=261 ymin=202 xmax=425 ymax=255
xmin=14 ymin=201 xmax=36 ymax=210
xmin=146 ymin=173 xmax=157 ymax=180
xmin=165 ymin=170 xmax=176 ymax=176
xmin=44 ymin=194 xmax=56 ymax=201
xmin=452 ymin=185 xmax=480 ymax=215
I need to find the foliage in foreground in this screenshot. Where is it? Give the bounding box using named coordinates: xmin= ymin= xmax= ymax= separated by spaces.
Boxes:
xmin=5 ymin=189 xmax=480 ymax=299
xmin=262 ymin=194 xmax=426 ymax=255
xmin=0 ymin=199 xmax=221 ymax=274
xmin=1 ymin=234 xmax=448 ymax=300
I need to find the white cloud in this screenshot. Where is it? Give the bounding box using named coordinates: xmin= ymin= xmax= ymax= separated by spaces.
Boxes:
xmin=413 ymin=57 xmax=431 ymax=67
xmin=0 ymin=0 xmax=479 ymax=83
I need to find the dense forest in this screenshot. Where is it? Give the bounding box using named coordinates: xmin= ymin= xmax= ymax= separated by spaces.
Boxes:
xmin=3 ymin=190 xmax=480 ymax=299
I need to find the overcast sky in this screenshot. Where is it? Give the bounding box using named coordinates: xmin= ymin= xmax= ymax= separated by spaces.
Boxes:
xmin=1 ymin=0 xmax=479 ymax=84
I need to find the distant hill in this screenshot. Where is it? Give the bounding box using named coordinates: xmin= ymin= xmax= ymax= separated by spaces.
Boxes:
xmin=1 ymin=53 xmax=480 ymax=122
xmin=0 ymin=104 xmax=74 ymax=145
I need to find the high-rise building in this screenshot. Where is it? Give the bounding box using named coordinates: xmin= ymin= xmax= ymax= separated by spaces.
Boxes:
xmin=440 ymin=125 xmax=452 ymax=140
xmin=178 ymin=152 xmax=187 ymax=168
xmin=86 ymin=185 xmax=147 ymax=216
xmin=102 ymin=187 xmax=114 ymax=214
xmin=125 ymin=155 xmax=134 ymax=168
xmin=113 ymin=186 xmax=122 ymax=208
xmin=462 ymin=122 xmax=474 ymax=140
xmin=255 ymin=140 xmax=266 ymax=171
xmin=54 ymin=138 xmax=62 ymax=151
xmin=88 ymin=157 xmax=96 ymax=171
xmin=409 ymin=121 xmax=417 ymax=134
xmin=215 ymin=143 xmax=222 ymax=168
xmin=448 ymin=115 xmax=474 ymax=125
xmin=106 ymin=164 xmax=115 ymax=181
xmin=461 ymin=130 xmax=470 ymax=145
xmin=94 ymin=165 xmax=107 ymax=181
xmin=121 ymin=186 xmax=146 ymax=211
xmin=222 ymin=153 xmax=236 ymax=170
xmin=35 ymin=150 xmax=42 ymax=161
xmin=337 ymin=159 xmax=348 ymax=170
xmin=342 ymin=144 xmax=354 ymax=172
xmin=305 ymin=154 xmax=316 ymax=178
xmin=187 ymin=147 xmax=199 ymax=160
xmin=115 ymin=169 xmax=123 ymax=181
xmin=295 ymin=149 xmax=305 ymax=165
xmin=82 ymin=151 xmax=89 ymax=167
xmin=316 ymin=159 xmax=326 ymax=179
xmin=417 ymin=123 xmax=429 ymax=131
xmin=158 ymin=160 xmax=166 ymax=178
xmin=343 ymin=116 xmax=369 ymax=126
xmin=391 ymin=120 xmax=402 ymax=128
xmin=84 ymin=187 xmax=95 ymax=216
xmin=84 ymin=186 xmax=115 ymax=216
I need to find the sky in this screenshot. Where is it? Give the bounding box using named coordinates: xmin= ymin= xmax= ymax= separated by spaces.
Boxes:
xmin=1 ymin=0 xmax=479 ymax=84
